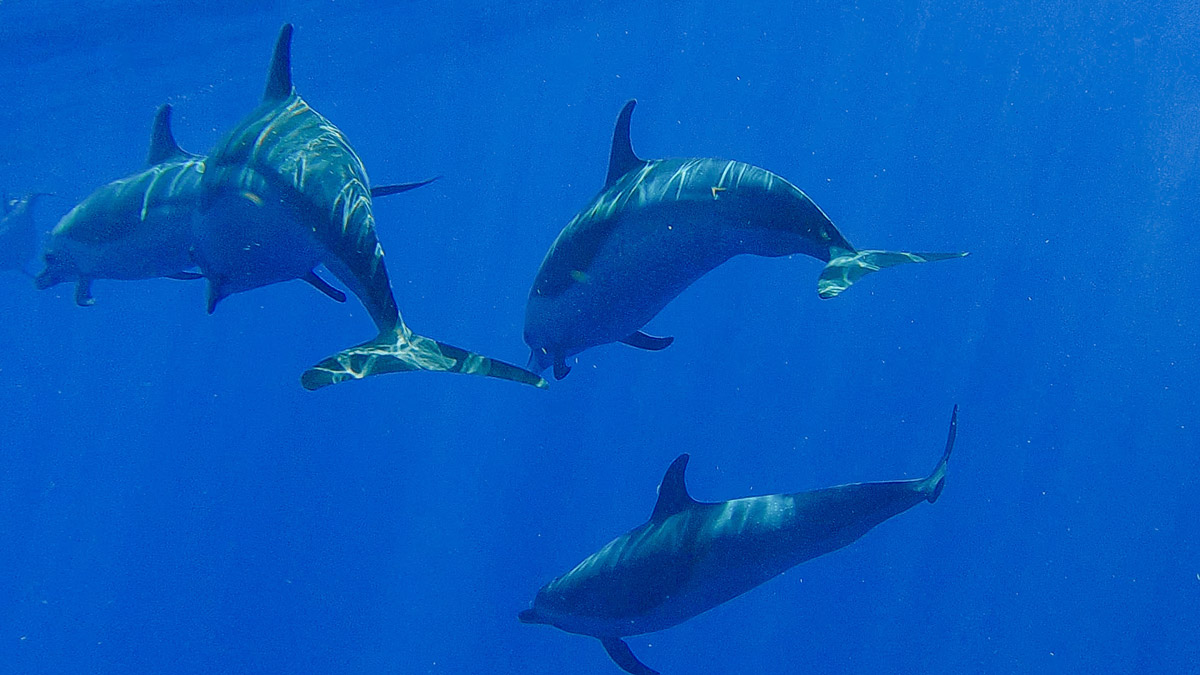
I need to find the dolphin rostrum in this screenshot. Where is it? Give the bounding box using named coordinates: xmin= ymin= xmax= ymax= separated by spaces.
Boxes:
xmin=1 ymin=191 xmax=51 ymax=278
xmin=524 ymin=100 xmax=967 ymax=379
xmin=35 ymin=103 xmax=436 ymax=307
xmin=189 ymin=25 xmax=545 ymax=389
xmin=520 ymin=406 xmax=959 ymax=675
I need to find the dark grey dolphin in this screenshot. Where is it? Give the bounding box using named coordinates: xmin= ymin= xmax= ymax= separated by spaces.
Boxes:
xmin=525 ymin=100 xmax=967 ymax=379
xmin=35 ymin=103 xmax=436 ymax=307
xmin=520 ymin=407 xmax=959 ymax=675
xmin=0 ymin=192 xmax=51 ymax=277
xmin=190 ymin=24 xmax=545 ymax=390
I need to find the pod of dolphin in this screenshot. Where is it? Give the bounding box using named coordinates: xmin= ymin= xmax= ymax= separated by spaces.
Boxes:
xmin=9 ymin=24 xmax=969 ymax=675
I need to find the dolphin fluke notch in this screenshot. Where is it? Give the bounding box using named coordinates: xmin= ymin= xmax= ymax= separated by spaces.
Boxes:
xmin=264 ymin=24 xmax=295 ymax=102
xmin=817 ymin=249 xmax=968 ymax=299
xmin=924 ymin=405 xmax=959 ymax=503
xmin=300 ymin=328 xmax=549 ymax=390
xmin=601 ymin=638 xmax=659 ymax=675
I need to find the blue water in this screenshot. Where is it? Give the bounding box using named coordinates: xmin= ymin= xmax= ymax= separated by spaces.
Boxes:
xmin=1 ymin=2 xmax=1196 ymax=673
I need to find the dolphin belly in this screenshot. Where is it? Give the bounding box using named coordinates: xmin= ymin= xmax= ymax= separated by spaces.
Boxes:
xmin=192 ymin=167 xmax=326 ymax=300
xmin=524 ymin=200 xmax=743 ymax=364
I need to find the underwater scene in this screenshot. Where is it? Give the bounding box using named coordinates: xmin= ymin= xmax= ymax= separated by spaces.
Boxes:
xmin=1 ymin=2 xmax=1196 ymax=673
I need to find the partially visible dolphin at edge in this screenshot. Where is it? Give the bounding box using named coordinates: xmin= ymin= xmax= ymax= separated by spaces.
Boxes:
xmin=524 ymin=100 xmax=968 ymax=379
xmin=190 ymin=24 xmax=546 ymax=390
xmin=520 ymin=406 xmax=959 ymax=675
xmin=35 ymin=103 xmax=437 ymax=307
xmin=0 ymin=191 xmax=51 ymax=277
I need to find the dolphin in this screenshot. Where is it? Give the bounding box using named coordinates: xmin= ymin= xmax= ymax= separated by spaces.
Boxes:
xmin=0 ymin=191 xmax=51 ymax=277
xmin=35 ymin=104 xmax=205 ymax=306
xmin=524 ymin=100 xmax=968 ymax=379
xmin=520 ymin=406 xmax=959 ymax=675
xmin=190 ymin=24 xmax=545 ymax=390
xmin=35 ymin=104 xmax=437 ymax=307
xmin=190 ymin=26 xmax=544 ymax=389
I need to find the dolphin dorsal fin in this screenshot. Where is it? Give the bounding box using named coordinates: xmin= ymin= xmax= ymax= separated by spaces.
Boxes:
xmin=264 ymin=24 xmax=295 ymax=102
xmin=651 ymin=454 xmax=698 ymax=522
xmin=604 ymin=99 xmax=644 ymax=189
xmin=146 ymin=104 xmax=192 ymax=166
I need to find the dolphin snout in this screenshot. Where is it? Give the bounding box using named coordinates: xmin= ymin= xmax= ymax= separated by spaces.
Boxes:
xmin=33 ymin=266 xmax=61 ymax=290
xmin=526 ymin=348 xmax=553 ymax=375
xmin=34 ymin=252 xmax=71 ymax=290
xmin=518 ymin=607 xmax=546 ymax=624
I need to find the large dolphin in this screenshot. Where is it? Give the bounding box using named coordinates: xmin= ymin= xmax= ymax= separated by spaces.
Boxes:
xmin=520 ymin=407 xmax=959 ymax=675
xmin=0 ymin=192 xmax=51 ymax=277
xmin=35 ymin=104 xmax=436 ymax=307
xmin=191 ymin=24 xmax=545 ymax=390
xmin=524 ymin=100 xmax=968 ymax=379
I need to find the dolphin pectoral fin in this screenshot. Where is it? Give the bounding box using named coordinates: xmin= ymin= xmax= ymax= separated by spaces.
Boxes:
xmin=74 ymin=279 xmax=95 ymax=307
xmin=302 ymin=271 xmax=347 ymax=303
xmin=206 ymin=278 xmax=230 ymax=314
xmin=924 ymin=405 xmax=959 ymax=503
xmin=620 ymin=331 xmax=674 ymax=351
xmin=600 ymin=638 xmax=659 ymax=675
xmin=817 ymin=249 xmax=969 ymax=299
xmin=369 ymin=176 xmax=441 ymax=198
xmin=553 ymin=357 xmax=571 ymax=381
xmin=300 ymin=328 xmax=549 ymax=391
xmin=165 ymin=271 xmax=204 ymax=281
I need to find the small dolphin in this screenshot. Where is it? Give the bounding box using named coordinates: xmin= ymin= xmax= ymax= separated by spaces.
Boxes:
xmin=35 ymin=104 xmax=205 ymax=306
xmin=524 ymin=100 xmax=967 ymax=379
xmin=35 ymin=104 xmax=436 ymax=307
xmin=191 ymin=25 xmax=545 ymax=390
xmin=0 ymin=192 xmax=51 ymax=277
xmin=520 ymin=407 xmax=959 ymax=675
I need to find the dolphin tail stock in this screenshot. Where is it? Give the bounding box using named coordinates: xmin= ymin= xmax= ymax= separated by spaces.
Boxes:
xmin=816 ymin=249 xmax=968 ymax=299
xmin=600 ymin=638 xmax=659 ymax=675
xmin=921 ymin=405 xmax=959 ymax=503
xmin=300 ymin=326 xmax=549 ymax=391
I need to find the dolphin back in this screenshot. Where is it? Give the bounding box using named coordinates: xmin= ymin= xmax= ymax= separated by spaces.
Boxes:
xmin=206 ymin=90 xmax=401 ymax=329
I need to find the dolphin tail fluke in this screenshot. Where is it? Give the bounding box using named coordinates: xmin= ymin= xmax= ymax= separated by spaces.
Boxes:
xmin=300 ymin=327 xmax=549 ymax=391
xmin=817 ymin=249 xmax=968 ymax=299
xmin=601 ymin=638 xmax=659 ymax=675
xmin=923 ymin=405 xmax=959 ymax=503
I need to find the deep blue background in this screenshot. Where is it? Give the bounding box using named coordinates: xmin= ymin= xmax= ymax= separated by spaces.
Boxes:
xmin=1 ymin=2 xmax=1196 ymax=673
